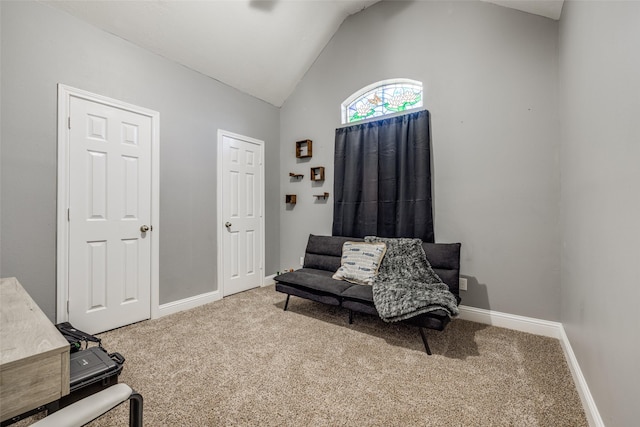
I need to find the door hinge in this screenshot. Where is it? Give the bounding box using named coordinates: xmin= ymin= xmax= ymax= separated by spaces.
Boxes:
xmin=68 ymin=117 xmax=71 ymax=129
xmin=67 ymin=208 xmax=70 ymax=221
xmin=66 ymin=300 xmax=69 ymax=314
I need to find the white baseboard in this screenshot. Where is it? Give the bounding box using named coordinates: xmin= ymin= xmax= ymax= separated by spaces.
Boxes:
xmin=158 ymin=275 xmax=276 ymax=318
xmin=157 ymin=290 xmax=221 ymax=318
xmin=457 ymin=305 xmax=603 ymax=427
xmin=558 ymin=327 xmax=605 ymax=427
xmin=458 ymin=305 xmax=562 ymax=338
xmin=263 ymin=274 xmax=276 ymax=286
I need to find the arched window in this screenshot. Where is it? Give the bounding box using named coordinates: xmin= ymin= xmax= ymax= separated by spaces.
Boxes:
xmin=341 ymin=78 xmax=423 ymax=124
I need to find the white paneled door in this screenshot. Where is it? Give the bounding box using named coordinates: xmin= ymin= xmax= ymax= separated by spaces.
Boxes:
xmin=220 ymin=131 xmax=264 ymax=296
xmin=67 ymin=95 xmax=152 ymax=334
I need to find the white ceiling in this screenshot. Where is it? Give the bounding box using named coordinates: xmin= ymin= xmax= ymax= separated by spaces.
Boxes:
xmin=45 ymin=0 xmax=378 ymax=107
xmin=45 ymin=0 xmax=563 ymax=107
xmin=483 ymin=0 xmax=564 ymax=20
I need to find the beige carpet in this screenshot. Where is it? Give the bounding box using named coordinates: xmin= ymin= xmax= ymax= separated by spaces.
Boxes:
xmin=45 ymin=285 xmax=589 ymax=426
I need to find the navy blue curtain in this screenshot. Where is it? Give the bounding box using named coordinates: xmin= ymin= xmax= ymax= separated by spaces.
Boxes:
xmin=332 ymin=110 xmax=434 ymax=242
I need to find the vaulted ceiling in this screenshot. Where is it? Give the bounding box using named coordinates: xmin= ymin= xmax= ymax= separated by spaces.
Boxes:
xmin=45 ymin=1 xmax=564 ymax=107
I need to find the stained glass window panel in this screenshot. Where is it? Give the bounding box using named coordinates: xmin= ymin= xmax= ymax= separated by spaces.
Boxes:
xmin=342 ymin=79 xmax=423 ymax=124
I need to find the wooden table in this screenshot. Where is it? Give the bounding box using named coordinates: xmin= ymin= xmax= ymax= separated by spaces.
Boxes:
xmin=0 ymin=277 xmax=70 ymax=422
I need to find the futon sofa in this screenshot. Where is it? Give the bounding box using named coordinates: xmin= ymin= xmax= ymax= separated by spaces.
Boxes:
xmin=274 ymin=235 xmax=461 ymax=354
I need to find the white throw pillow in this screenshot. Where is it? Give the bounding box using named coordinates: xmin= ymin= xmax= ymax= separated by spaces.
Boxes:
xmin=332 ymin=241 xmax=387 ymax=285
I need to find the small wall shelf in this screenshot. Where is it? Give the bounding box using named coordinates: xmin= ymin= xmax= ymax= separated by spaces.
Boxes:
xmin=295 ymin=140 xmax=312 ymax=158
xmin=285 ymin=194 xmax=297 ymax=204
xmin=310 ymin=166 xmax=325 ymax=181
xmin=314 ymin=192 xmax=330 ymax=200
xmin=289 ymin=172 xmax=303 ymax=179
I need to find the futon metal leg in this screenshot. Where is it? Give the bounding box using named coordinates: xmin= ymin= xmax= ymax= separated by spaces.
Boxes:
xmin=129 ymin=391 xmax=143 ymax=427
xmin=283 ymin=294 xmax=290 ymax=311
xmin=349 ymin=310 xmax=354 ymax=324
xmin=418 ymin=328 xmax=432 ymax=355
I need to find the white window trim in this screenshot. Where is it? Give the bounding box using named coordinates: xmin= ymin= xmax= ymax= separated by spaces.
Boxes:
xmin=341 ymin=78 xmax=423 ymax=124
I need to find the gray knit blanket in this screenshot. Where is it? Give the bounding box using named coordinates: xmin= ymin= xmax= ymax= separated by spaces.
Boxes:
xmin=365 ymin=236 xmax=459 ymax=322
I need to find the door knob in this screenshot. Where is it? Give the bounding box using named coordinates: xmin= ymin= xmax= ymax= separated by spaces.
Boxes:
xmin=140 ymin=225 xmax=150 ymax=232
xmin=225 ymin=222 xmax=232 ymax=228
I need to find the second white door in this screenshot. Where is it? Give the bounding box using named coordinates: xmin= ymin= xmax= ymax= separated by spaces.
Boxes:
xmin=220 ymin=131 xmax=264 ymax=296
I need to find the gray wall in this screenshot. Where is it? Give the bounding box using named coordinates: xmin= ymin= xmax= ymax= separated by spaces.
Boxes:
xmin=559 ymin=1 xmax=640 ymax=424
xmin=0 ymin=1 xmax=280 ymax=319
xmin=280 ymin=0 xmax=562 ymax=320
